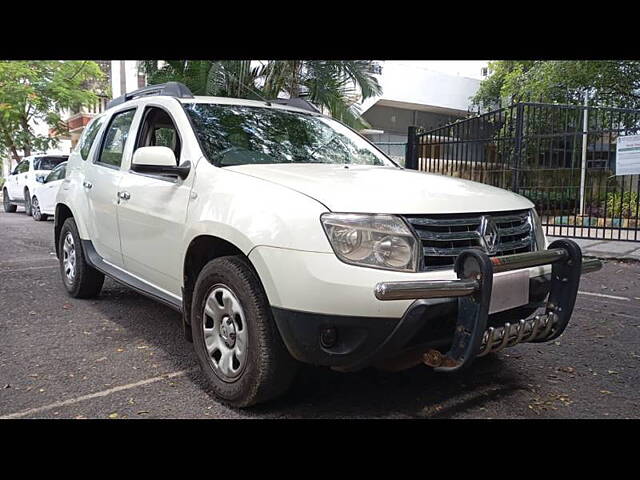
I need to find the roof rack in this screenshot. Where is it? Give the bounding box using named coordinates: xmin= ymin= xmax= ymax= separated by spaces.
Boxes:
xmin=106 ymin=82 xmax=194 ymax=109
xmin=270 ymin=97 xmax=321 ymax=114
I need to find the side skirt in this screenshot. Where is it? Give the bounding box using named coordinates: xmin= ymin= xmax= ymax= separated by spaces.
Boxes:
xmin=81 ymin=239 xmax=183 ymax=312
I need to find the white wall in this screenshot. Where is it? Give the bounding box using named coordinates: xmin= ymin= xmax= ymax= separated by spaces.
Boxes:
xmin=361 ymin=61 xmax=486 ymax=115
xmin=110 ymin=60 xmax=142 ymax=98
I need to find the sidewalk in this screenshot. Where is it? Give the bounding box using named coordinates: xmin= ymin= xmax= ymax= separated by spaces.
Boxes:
xmin=547 ymin=236 xmax=640 ymax=261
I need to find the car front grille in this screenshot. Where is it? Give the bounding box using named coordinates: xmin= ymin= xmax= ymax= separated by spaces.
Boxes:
xmin=403 ymin=209 xmax=535 ymax=270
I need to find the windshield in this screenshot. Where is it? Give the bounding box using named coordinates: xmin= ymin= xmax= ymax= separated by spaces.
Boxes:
xmin=183 ymin=103 xmax=396 ymax=168
xmin=34 ymin=156 xmax=67 ymax=171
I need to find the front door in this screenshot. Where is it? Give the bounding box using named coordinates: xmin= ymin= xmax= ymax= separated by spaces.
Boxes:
xmin=83 ymin=108 xmax=137 ymax=267
xmin=116 ymin=104 xmax=194 ymax=297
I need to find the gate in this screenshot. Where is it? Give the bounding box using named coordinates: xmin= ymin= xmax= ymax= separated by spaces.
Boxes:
xmin=405 ymin=102 xmax=640 ymax=242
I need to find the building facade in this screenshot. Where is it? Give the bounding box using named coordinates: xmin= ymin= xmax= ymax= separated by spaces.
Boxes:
xmin=359 ymin=61 xmax=486 ymax=163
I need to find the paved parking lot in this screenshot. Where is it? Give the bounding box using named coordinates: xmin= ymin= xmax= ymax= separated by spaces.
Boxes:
xmin=1 ymin=207 xmax=639 ymax=419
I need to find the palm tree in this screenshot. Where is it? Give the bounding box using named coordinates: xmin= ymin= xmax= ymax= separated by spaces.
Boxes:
xmin=141 ymin=60 xmax=381 ymax=129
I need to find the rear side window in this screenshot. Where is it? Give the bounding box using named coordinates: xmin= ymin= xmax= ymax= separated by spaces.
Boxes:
xmin=34 ymin=156 xmax=67 ymax=170
xmin=79 ymin=116 xmax=106 ymax=160
xmin=97 ymin=109 xmax=136 ymax=168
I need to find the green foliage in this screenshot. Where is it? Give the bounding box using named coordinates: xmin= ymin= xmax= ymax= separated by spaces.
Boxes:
xmin=473 ymin=61 xmax=640 ymax=110
xmin=0 ymin=61 xmax=106 ymax=162
xmin=141 ymin=60 xmax=381 ymax=129
xmin=606 ymin=191 xmax=639 ymax=218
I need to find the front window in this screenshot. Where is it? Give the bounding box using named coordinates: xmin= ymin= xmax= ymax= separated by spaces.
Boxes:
xmin=183 ymin=103 xmax=396 ymax=168
xmin=45 ymin=163 xmax=66 ymax=183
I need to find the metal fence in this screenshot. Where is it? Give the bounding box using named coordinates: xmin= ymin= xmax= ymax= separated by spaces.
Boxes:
xmin=373 ymin=141 xmax=407 ymax=166
xmin=405 ymin=101 xmax=640 ymax=242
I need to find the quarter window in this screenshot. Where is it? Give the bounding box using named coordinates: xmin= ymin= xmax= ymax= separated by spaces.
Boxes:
xmin=97 ymin=109 xmax=136 ymax=168
xmin=79 ymin=116 xmax=106 ymax=160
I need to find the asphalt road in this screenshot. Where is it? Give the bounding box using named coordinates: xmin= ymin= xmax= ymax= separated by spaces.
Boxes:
xmin=1 ymin=207 xmax=639 ymax=419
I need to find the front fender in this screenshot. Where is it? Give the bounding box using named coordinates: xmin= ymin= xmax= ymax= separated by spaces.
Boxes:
xmin=184 ymin=161 xmax=333 ymax=254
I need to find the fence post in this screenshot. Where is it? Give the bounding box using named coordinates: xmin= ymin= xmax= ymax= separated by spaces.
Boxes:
xmin=405 ymin=126 xmax=418 ymax=170
xmin=512 ymin=103 xmax=524 ymax=192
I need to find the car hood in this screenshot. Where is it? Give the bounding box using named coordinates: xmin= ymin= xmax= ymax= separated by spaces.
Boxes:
xmin=225 ymin=164 xmax=533 ymax=214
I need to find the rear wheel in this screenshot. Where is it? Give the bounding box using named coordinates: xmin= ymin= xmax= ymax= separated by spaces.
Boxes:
xmin=31 ymin=196 xmax=48 ymax=221
xmin=191 ymin=256 xmax=299 ymax=407
xmin=24 ymin=189 xmax=32 ymax=216
xmin=2 ymin=189 xmax=17 ymax=213
xmin=58 ymin=217 xmax=104 ymax=298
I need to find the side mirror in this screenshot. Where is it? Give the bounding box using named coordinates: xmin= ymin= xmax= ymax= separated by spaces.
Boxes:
xmin=36 ymin=174 xmax=46 ymax=183
xmin=131 ymin=146 xmax=191 ymax=180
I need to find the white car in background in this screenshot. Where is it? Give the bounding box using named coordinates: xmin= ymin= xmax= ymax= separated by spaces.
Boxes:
xmin=31 ymin=161 xmax=67 ymax=221
xmin=3 ymin=154 xmax=68 ymax=215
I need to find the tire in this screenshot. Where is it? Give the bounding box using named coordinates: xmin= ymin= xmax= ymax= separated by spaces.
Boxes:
xmin=58 ymin=217 xmax=104 ymax=298
xmin=191 ymin=256 xmax=299 ymax=408
xmin=2 ymin=189 xmax=17 ymax=213
xmin=31 ymin=196 xmax=48 ymax=221
xmin=24 ymin=189 xmax=32 ymax=216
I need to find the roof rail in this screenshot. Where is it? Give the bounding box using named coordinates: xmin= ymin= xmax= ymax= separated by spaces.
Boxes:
xmin=106 ymin=82 xmax=194 ymax=109
xmin=270 ymin=97 xmax=321 ymax=114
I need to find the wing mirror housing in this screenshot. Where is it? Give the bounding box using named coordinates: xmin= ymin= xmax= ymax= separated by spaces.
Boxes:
xmin=131 ymin=146 xmax=191 ymax=179
xmin=36 ymin=174 xmax=46 ymax=183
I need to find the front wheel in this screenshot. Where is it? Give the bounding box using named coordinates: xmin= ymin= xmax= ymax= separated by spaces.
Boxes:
xmin=31 ymin=196 xmax=48 ymax=221
xmin=3 ymin=189 xmax=17 ymax=213
xmin=191 ymin=256 xmax=299 ymax=408
xmin=24 ymin=189 xmax=32 ymax=216
xmin=58 ymin=217 xmax=104 ymax=298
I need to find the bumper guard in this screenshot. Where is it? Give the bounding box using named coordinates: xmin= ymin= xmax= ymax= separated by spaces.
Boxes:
xmin=374 ymin=239 xmax=602 ymax=372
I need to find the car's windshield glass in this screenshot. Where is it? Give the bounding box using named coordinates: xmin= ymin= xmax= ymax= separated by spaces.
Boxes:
xmin=34 ymin=156 xmax=67 ymax=170
xmin=183 ymin=103 xmax=395 ymax=168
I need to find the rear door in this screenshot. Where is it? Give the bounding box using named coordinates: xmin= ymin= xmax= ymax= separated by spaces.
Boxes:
xmin=11 ymin=160 xmax=30 ymax=200
xmin=83 ymin=107 xmax=138 ymax=267
xmin=38 ymin=163 xmax=66 ymax=214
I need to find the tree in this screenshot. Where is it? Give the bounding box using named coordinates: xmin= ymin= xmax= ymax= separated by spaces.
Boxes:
xmin=473 ymin=60 xmax=640 ymax=110
xmin=141 ymin=60 xmax=381 ymax=129
xmin=0 ymin=61 xmax=106 ymax=168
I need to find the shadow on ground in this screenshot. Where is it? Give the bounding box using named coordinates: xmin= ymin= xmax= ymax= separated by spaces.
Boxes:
xmin=91 ymin=280 xmax=531 ymax=418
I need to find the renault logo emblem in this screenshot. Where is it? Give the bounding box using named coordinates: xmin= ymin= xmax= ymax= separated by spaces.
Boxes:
xmin=478 ymin=215 xmax=499 ymax=254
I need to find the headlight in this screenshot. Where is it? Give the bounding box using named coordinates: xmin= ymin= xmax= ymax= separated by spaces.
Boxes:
xmin=321 ymin=213 xmax=420 ymax=272
xmin=530 ymin=208 xmax=547 ymax=250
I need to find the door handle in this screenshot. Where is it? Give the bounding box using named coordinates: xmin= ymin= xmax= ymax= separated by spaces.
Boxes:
xmin=118 ymin=191 xmax=131 ymax=200
xmin=83 ymin=181 xmax=93 ymax=189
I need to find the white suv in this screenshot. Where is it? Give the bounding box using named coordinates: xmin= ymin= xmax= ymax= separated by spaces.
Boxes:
xmin=54 ymin=82 xmax=601 ymax=407
xmin=3 ymin=154 xmax=68 ymax=215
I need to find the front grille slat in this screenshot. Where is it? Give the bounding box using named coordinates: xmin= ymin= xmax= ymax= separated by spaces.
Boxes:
xmin=405 ymin=209 xmax=534 ymax=271
xmin=416 ymin=230 xmax=481 ymax=242
xmin=497 ymin=223 xmax=531 ymax=237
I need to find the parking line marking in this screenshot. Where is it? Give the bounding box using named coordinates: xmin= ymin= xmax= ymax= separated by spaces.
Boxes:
xmin=575 ymin=306 xmax=637 ymax=319
xmin=578 ymin=291 xmax=631 ymax=302
xmin=0 ymin=369 xmax=194 ymax=419
xmin=0 ymin=265 xmax=58 ymax=273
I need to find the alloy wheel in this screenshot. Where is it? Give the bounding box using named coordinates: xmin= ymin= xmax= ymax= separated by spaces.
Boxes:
xmin=32 ymin=197 xmax=41 ymax=220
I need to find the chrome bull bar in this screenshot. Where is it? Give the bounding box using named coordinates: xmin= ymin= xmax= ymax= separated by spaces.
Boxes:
xmin=374 ymin=239 xmax=602 ymax=372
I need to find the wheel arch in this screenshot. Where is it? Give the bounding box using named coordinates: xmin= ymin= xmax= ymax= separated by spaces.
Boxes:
xmin=182 ymin=234 xmax=268 ymax=340
xmin=54 ymin=203 xmax=80 ymax=258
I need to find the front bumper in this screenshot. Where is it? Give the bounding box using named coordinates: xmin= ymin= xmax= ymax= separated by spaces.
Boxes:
xmin=271 ymin=239 xmax=602 ymax=372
